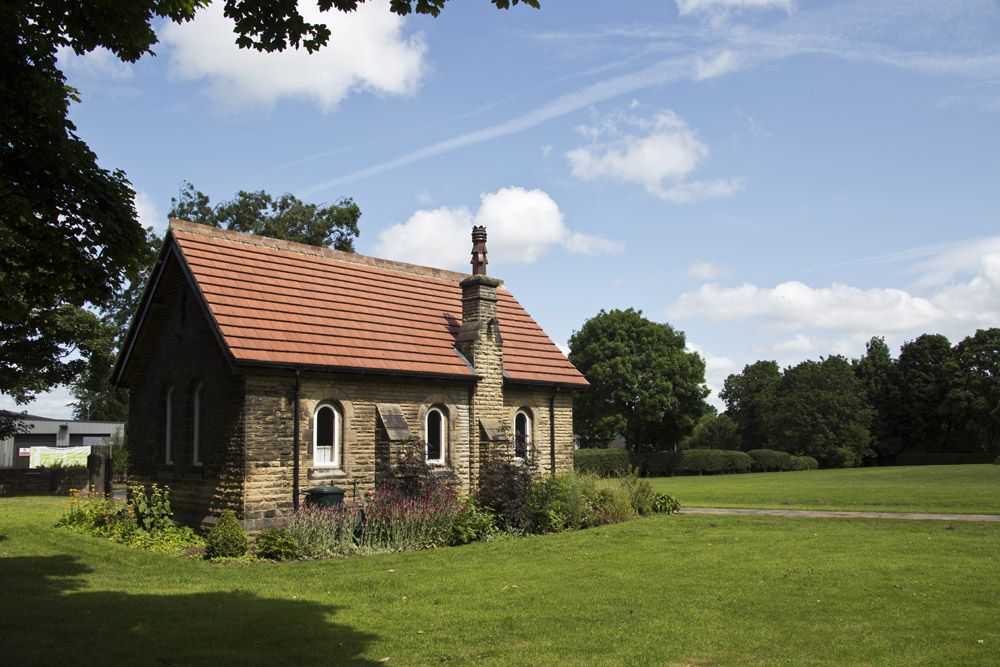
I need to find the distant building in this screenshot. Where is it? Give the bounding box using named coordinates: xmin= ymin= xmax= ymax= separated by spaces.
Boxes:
xmin=0 ymin=410 xmax=124 ymax=468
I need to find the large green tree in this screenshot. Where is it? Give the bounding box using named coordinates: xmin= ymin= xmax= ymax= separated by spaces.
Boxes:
xmin=719 ymin=360 xmax=781 ymax=450
xmin=169 ymin=182 xmax=361 ymax=251
xmin=764 ymin=356 xmax=873 ymax=468
xmin=952 ymin=328 xmax=1000 ymax=455
xmin=1 ymin=0 xmax=539 ymax=436
xmin=683 ymin=412 xmax=741 ymax=451
xmin=569 ymin=309 xmax=709 ymax=453
xmin=852 ymin=336 xmax=896 ymax=463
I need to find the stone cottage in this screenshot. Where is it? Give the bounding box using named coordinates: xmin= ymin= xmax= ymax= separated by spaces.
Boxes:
xmin=113 ymin=220 xmax=588 ymax=528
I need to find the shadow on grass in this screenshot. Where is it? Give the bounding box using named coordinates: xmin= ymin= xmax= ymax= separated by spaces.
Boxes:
xmin=0 ymin=555 xmax=379 ymax=665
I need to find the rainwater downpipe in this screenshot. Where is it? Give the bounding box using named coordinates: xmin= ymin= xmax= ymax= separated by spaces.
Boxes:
xmin=293 ymin=368 xmax=301 ymax=512
xmin=549 ymin=387 xmax=558 ymax=476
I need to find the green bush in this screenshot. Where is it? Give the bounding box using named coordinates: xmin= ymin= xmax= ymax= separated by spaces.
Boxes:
xmin=477 ymin=445 xmax=536 ymax=530
xmin=674 ymin=449 xmax=752 ymax=475
xmin=288 ymin=506 xmax=361 ymax=559
xmin=522 ymin=473 xmax=594 ymax=533
xmin=652 ymin=492 xmax=680 ymax=514
xmin=205 ymin=510 xmax=248 ymax=559
xmin=574 ymin=449 xmax=632 ymax=477
xmin=589 ymin=485 xmax=636 ymax=525
xmin=631 ymin=451 xmax=678 ymax=477
xmin=255 ymin=527 xmax=301 ymax=561
xmin=748 ymin=449 xmax=794 ymax=472
xmin=895 ymin=452 xmax=995 ymax=466
xmin=620 ymin=473 xmax=656 ymax=515
xmin=450 ymin=497 xmax=500 ymax=545
xmin=129 ymin=484 xmax=175 ymax=533
xmin=791 ymin=455 xmax=819 ymax=470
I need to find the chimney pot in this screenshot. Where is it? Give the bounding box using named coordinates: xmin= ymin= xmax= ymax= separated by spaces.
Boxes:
xmin=470 ymin=225 xmax=488 ymax=275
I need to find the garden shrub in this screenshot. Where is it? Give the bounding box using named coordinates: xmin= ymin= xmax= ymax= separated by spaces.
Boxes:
xmin=748 ymin=449 xmax=794 ymax=472
xmin=791 ymin=455 xmax=819 ymax=470
xmin=288 ymin=505 xmax=361 ymax=559
xmin=129 ymin=483 xmax=175 ymax=533
xmin=477 ymin=441 xmax=536 ymax=529
xmin=377 ymin=437 xmax=459 ymax=498
xmin=450 ymin=497 xmax=500 ymax=545
xmin=673 ymin=449 xmax=752 ymax=475
xmin=359 ymin=485 xmax=465 ymax=552
xmin=895 ymin=452 xmax=995 ymax=466
xmin=589 ymin=485 xmax=635 ymax=525
xmin=574 ymin=448 xmax=632 ymax=477
xmin=255 ymin=527 xmax=301 ymax=561
xmin=205 ymin=510 xmax=248 ymax=559
xmin=57 ymin=485 xmax=204 ymax=555
xmin=620 ymin=472 xmax=656 ymax=515
xmin=652 ymin=492 xmax=680 ymax=514
xmin=521 ymin=473 xmax=599 ymax=533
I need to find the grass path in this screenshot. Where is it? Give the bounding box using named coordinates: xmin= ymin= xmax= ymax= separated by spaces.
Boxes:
xmin=2 ymin=496 xmax=999 ymax=665
xmin=649 ymin=464 xmax=1000 ymax=515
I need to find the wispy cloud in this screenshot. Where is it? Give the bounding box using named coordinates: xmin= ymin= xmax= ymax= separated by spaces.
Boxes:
xmin=299 ymin=0 xmax=1000 ymax=194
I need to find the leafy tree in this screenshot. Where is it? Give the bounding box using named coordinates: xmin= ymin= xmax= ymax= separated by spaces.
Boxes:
xmin=852 ymin=336 xmax=896 ymax=463
xmin=882 ymin=334 xmax=964 ymax=455
xmin=719 ymin=360 xmax=781 ymax=450
xmin=953 ymin=328 xmax=1000 ymax=454
xmin=765 ymin=356 xmax=873 ymax=468
xmin=169 ymin=182 xmax=361 ymax=251
xmin=2 ymin=0 xmax=538 ymax=436
xmin=684 ymin=413 xmax=741 ymax=451
xmin=569 ymin=309 xmax=709 ymax=453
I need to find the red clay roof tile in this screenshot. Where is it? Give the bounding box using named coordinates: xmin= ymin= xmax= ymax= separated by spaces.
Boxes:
xmin=170 ymin=221 xmax=588 ymax=387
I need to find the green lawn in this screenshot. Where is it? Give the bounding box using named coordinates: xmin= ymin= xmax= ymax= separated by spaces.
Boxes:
xmin=650 ymin=464 xmax=1000 ymax=515
xmin=1 ymin=496 xmax=998 ymax=665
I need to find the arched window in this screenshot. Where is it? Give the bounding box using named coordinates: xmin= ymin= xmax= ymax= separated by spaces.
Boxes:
xmin=515 ymin=409 xmax=531 ymax=460
xmin=425 ymin=407 xmax=446 ymax=465
xmin=313 ymin=403 xmax=342 ymax=468
xmin=192 ymin=381 xmax=202 ymax=466
xmin=165 ymin=386 xmax=174 ymax=465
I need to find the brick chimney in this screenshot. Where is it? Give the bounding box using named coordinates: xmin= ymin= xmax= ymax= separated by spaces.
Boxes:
xmin=455 ymin=227 xmax=505 ymax=485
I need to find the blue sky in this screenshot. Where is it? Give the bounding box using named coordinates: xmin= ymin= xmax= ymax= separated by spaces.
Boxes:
xmin=6 ymin=0 xmax=1000 ymax=417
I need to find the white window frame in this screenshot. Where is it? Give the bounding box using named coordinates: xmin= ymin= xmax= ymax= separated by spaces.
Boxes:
xmin=165 ymin=386 xmax=174 ymax=465
xmin=424 ymin=407 xmax=447 ymax=465
xmin=192 ymin=381 xmax=202 ymax=466
xmin=312 ymin=403 xmax=342 ymax=468
xmin=514 ymin=409 xmax=531 ymax=460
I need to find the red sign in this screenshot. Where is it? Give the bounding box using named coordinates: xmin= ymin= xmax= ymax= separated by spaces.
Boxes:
xmin=18 ymin=448 xmax=30 ymax=457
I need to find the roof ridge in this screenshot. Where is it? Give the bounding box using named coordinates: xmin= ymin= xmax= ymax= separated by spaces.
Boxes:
xmin=168 ymin=219 xmax=489 ymax=284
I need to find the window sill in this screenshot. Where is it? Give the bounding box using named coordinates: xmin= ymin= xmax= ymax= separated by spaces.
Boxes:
xmin=308 ymin=468 xmax=349 ymax=481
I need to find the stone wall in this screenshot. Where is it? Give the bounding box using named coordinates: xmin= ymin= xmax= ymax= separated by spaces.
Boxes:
xmin=0 ymin=467 xmax=88 ymax=496
xmin=241 ymin=369 xmax=473 ymax=529
xmin=123 ymin=253 xmax=246 ymax=527
xmin=503 ymin=385 xmax=575 ymax=475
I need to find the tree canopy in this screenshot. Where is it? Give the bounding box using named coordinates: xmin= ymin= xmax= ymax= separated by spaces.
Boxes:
xmin=3 ymin=0 xmax=531 ymax=433
xmin=569 ymin=309 xmax=709 ymax=453
xmin=169 ymin=182 xmax=361 ymax=251
xmin=719 ymin=360 xmax=780 ymax=450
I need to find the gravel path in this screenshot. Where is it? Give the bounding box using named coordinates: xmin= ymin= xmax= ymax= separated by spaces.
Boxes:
xmin=678 ymin=507 xmax=1000 ymax=522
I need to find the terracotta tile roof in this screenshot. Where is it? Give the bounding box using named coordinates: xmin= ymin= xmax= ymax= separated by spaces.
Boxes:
xmin=169 ymin=221 xmax=588 ymax=387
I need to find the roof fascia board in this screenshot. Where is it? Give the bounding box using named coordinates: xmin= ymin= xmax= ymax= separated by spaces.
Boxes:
xmin=234 ymin=359 xmax=479 ymax=383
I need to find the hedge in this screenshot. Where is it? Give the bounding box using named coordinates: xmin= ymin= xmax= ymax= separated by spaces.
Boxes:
xmin=673 ymin=449 xmax=752 ymax=476
xmin=895 ymin=452 xmax=996 ymax=466
xmin=574 ymin=448 xmax=632 ymax=477
xmin=791 ymin=455 xmax=819 ymax=470
xmin=747 ymin=449 xmax=793 ymax=472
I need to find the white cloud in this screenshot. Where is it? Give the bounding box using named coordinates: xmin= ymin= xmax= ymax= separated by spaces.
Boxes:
xmin=771 ymin=334 xmax=819 ymax=355
xmin=134 ymin=191 xmax=165 ymax=234
xmin=161 ymin=3 xmax=426 ymax=112
xmin=374 ymin=186 xmax=623 ymax=270
xmin=669 ymin=280 xmax=943 ymax=333
xmin=676 ymin=0 xmax=794 ymax=16
xmin=687 ymin=260 xmax=725 ymax=280
xmin=58 ymin=47 xmax=135 ymax=80
xmin=695 ymin=50 xmax=741 ymax=79
xmin=687 ymin=342 xmax=737 ymax=407
xmin=567 ymin=108 xmax=741 ymax=203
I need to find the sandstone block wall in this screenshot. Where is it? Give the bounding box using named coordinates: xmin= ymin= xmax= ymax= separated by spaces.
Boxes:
xmin=124 ymin=254 xmax=246 ymax=527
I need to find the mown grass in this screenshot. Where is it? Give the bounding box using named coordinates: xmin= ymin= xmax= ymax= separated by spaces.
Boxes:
xmin=1 ymin=495 xmax=998 ymax=665
xmin=649 ymin=464 xmax=1000 ymax=515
